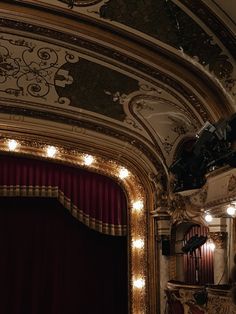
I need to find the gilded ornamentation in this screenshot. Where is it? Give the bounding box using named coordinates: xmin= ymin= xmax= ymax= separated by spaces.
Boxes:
xmin=148 ymin=171 xmax=168 ymax=209
xmin=207 ymin=293 xmax=236 ymax=314
xmin=168 ymin=193 xmax=205 ymax=225
xmin=168 ymin=194 xmax=188 ymax=223
xmin=0 ymin=33 xmax=79 ymax=105
xmin=0 ymin=102 xmax=163 ymax=172
xmin=0 ymin=134 xmax=147 ymax=314
xmin=209 ymin=232 xmax=227 ymax=249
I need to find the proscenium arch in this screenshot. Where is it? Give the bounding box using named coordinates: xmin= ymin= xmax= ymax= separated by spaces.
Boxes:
xmin=0 ymin=125 xmax=158 ymax=314
xmin=0 ymin=2 xmax=235 ymax=313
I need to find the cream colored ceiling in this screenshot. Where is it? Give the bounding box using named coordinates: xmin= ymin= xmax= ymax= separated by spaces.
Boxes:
xmin=209 ymin=0 xmax=236 ymax=29
xmin=0 ymin=0 xmax=235 ymax=174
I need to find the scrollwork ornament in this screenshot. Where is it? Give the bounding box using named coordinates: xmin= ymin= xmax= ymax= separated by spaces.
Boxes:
xmin=168 ymin=192 xmax=205 ymax=225
xmin=0 ymin=33 xmax=79 ymax=105
xmin=148 ymin=171 xmax=168 ymax=209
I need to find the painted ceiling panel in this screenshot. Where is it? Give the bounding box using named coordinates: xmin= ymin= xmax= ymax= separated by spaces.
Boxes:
xmin=55 ymin=59 xmax=139 ymax=121
xmin=0 ymin=32 xmax=140 ymax=122
xmin=8 ymin=0 xmax=236 ymax=103
xmin=0 ymin=1 xmax=235 ymax=166
xmin=0 ymin=29 xmax=204 ymax=161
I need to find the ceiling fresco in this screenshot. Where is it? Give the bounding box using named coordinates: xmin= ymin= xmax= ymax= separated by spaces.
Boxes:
xmin=0 ymin=3 xmax=235 ymax=314
xmin=0 ymin=0 xmax=235 ymax=169
xmin=11 ymin=0 xmax=236 ymax=97
xmin=56 ymin=59 xmax=139 ymax=121
xmin=0 ymin=29 xmax=203 ymax=164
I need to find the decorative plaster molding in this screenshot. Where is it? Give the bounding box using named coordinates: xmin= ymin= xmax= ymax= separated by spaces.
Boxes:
xmin=0 ymin=33 xmax=79 ymax=106
xmin=0 ymin=18 xmax=218 ymax=123
xmin=175 ymin=167 xmax=236 ymax=214
xmin=168 ymin=193 xmax=205 ymax=226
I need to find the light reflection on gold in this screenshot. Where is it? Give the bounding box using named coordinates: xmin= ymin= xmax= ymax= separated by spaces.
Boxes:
xmin=133 ymin=278 xmax=145 ymax=289
xmin=46 ymin=145 xmax=57 ymax=158
xmin=83 ymin=154 xmax=94 ymax=166
xmin=0 ymin=137 xmax=147 ymax=314
xmin=7 ymin=139 xmax=19 ymax=151
xmin=132 ymin=239 xmax=145 ymax=249
xmin=132 ymin=200 xmax=144 ymax=212
xmin=119 ymin=167 xmax=129 ymax=179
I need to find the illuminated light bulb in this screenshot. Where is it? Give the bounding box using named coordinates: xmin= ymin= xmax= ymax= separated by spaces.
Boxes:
xmin=133 ymin=278 xmax=145 ymax=289
xmin=7 ymin=139 xmax=18 ymax=151
xmin=132 ymin=200 xmax=144 ymax=212
xmin=46 ymin=146 xmax=57 ymax=158
xmin=132 ymin=239 xmax=144 ymax=249
xmin=83 ymin=154 xmax=94 ymax=166
xmin=207 ymin=242 xmax=216 ymax=251
xmin=205 ymin=214 xmax=213 ymax=223
xmin=119 ymin=167 xmax=129 ymax=179
xmin=227 ymin=206 xmax=236 ymax=216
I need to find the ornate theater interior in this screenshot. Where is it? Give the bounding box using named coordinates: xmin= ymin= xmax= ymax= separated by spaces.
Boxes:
xmin=0 ymin=1 xmax=236 ymax=313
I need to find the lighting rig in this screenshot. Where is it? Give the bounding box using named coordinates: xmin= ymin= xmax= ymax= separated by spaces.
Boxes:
xmin=170 ymin=114 xmax=236 ymax=192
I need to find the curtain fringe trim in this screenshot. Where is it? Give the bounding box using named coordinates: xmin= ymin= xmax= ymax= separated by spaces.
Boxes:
xmin=0 ymin=185 xmax=127 ymax=236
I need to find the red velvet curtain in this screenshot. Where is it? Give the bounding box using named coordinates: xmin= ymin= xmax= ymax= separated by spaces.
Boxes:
xmin=0 ymin=197 xmax=128 ymax=314
xmin=0 ymin=155 xmax=127 ymax=235
xmin=184 ymin=225 xmax=214 ymax=284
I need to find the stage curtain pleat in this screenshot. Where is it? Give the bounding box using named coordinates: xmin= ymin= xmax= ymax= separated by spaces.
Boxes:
xmin=183 ymin=225 xmax=214 ymax=284
xmin=0 ymin=155 xmax=127 ymax=235
xmin=0 ymin=197 xmax=128 ymax=314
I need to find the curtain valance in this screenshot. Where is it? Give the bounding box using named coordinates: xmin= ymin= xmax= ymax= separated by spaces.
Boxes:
xmin=0 ymin=155 xmax=127 ymax=235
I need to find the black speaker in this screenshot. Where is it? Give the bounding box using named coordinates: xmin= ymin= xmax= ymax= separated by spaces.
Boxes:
xmin=161 ymin=237 xmax=170 ymax=256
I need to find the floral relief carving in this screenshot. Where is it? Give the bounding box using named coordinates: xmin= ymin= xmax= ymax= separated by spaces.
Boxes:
xmin=0 ymin=33 xmax=79 ymax=105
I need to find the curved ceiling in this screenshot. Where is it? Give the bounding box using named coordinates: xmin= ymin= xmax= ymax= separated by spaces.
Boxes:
xmin=0 ymin=0 xmax=235 ymax=173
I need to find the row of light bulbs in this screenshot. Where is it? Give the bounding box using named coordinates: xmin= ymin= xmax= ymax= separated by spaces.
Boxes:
xmin=205 ymin=204 xmax=236 ymax=223
xmin=6 ymin=139 xmax=146 ymax=291
xmin=6 ymin=139 xmax=145 ymax=209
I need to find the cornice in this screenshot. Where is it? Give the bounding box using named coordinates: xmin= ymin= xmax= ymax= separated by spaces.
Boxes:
xmin=0 ymin=104 xmax=166 ymax=175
